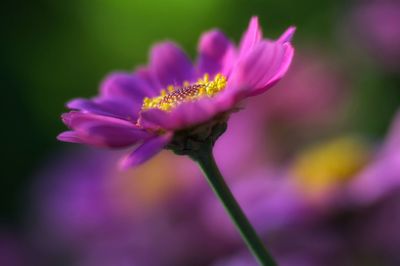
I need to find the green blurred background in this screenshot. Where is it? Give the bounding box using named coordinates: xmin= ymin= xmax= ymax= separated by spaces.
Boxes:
xmin=1 ymin=0 xmax=399 ymax=227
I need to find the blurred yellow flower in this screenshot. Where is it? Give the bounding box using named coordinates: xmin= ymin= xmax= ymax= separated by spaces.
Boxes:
xmin=291 ymin=136 xmax=371 ymax=196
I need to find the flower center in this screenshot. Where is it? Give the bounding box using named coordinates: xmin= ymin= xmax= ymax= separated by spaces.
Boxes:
xmin=142 ymin=73 xmax=227 ymax=111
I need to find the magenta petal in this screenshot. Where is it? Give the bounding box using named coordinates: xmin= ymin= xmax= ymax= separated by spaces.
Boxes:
xmin=150 ymin=42 xmax=195 ymax=88
xmin=238 ymin=16 xmax=263 ymax=58
xmin=171 ymin=95 xmax=236 ymax=128
xmin=99 ymin=72 xmax=157 ymax=116
xmin=57 ymin=131 xmax=84 ymax=144
xmin=57 ymin=130 xmax=116 ymax=147
xmin=230 ymin=41 xmax=295 ymax=97
xmin=278 ymin=26 xmax=296 ymax=43
xmin=67 ymin=97 xmax=138 ymax=121
xmin=160 ymin=101 xmax=216 ymax=130
xmin=197 ymin=30 xmax=236 ymax=76
xmin=252 ymin=42 xmax=295 ymax=96
xmin=119 ymin=132 xmax=173 ymax=169
xmin=140 ymin=95 xmax=235 ymax=131
xmin=135 ymin=66 xmax=162 ymax=92
xmin=100 ymin=72 xmax=156 ymax=100
xmin=175 ymin=100 xmax=217 ymax=126
xmin=139 ymin=109 xmax=175 ymax=130
xmin=60 ymin=112 xmax=151 ymax=148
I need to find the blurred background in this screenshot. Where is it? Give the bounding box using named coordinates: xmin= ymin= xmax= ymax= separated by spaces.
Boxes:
xmin=1 ymin=0 xmax=400 ymax=265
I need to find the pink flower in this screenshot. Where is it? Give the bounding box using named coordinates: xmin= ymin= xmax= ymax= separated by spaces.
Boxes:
xmin=58 ymin=16 xmax=295 ymax=169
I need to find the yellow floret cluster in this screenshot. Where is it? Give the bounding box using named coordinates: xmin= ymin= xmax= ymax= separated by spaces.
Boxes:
xmin=142 ymin=73 xmax=227 ymax=111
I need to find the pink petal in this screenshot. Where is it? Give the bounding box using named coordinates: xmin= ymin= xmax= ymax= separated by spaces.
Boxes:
xmin=119 ymin=132 xmax=173 ymax=169
xmin=139 ymin=108 xmax=178 ymax=130
xmin=100 ymin=72 xmax=157 ymax=101
xmin=99 ymin=72 xmax=158 ymax=116
xmin=160 ymin=100 xmax=218 ymax=129
xmin=229 ymin=40 xmax=295 ymax=97
xmin=139 ymin=93 xmax=236 ymax=131
xmin=135 ymin=66 xmax=162 ymax=92
xmin=67 ymin=97 xmax=137 ymax=121
xmin=60 ymin=112 xmax=151 ymax=148
xmin=278 ymin=26 xmax=296 ymax=43
xmin=150 ymin=42 xmax=195 ymax=88
xmin=57 ymin=131 xmax=85 ymax=144
xmin=238 ymin=16 xmax=263 ymax=58
xmin=197 ymin=30 xmax=236 ymax=76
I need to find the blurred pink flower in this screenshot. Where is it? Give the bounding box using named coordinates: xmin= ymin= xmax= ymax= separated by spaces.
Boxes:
xmin=31 ymin=148 xmax=233 ymax=265
xmin=32 ymin=106 xmax=400 ymax=265
xmin=214 ymin=50 xmax=349 ymax=170
xmin=261 ymin=51 xmax=348 ymax=126
xmin=213 ymin=110 xmax=400 ymax=266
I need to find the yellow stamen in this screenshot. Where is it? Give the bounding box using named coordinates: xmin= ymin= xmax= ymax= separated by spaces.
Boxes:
xmin=142 ymin=73 xmax=227 ymax=111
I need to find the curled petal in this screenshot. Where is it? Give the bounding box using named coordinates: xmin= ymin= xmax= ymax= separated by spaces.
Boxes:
xmin=150 ymin=42 xmax=195 ymax=88
xmin=119 ymin=132 xmax=173 ymax=169
xmin=197 ymin=30 xmax=236 ymax=76
xmin=229 ymin=41 xmax=295 ymax=97
xmin=59 ymin=112 xmax=151 ymax=148
xmin=238 ymin=16 xmax=263 ymax=57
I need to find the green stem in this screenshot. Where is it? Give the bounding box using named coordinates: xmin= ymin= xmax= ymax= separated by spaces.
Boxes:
xmin=190 ymin=143 xmax=277 ymax=266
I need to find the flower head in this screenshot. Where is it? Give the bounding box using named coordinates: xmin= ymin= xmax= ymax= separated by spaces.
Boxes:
xmin=58 ymin=17 xmax=295 ymax=169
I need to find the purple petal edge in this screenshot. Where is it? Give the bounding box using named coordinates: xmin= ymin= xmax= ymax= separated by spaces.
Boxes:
xmin=150 ymin=42 xmax=195 ymax=88
xmin=118 ymin=132 xmax=173 ymax=170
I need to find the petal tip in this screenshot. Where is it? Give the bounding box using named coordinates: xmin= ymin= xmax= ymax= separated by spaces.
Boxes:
xmin=61 ymin=112 xmax=72 ymax=125
xmin=279 ymin=26 xmax=297 ymax=43
xmin=151 ymin=41 xmax=179 ymax=54
xmin=118 ymin=155 xmax=137 ymax=171
xmin=249 ymin=16 xmax=260 ymax=25
xmin=57 ymin=131 xmax=80 ymax=143
xmin=239 ymin=16 xmax=263 ymax=56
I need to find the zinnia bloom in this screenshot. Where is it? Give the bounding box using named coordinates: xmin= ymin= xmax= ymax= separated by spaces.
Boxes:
xmin=58 ymin=16 xmax=295 ymax=169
